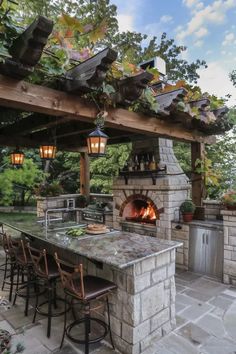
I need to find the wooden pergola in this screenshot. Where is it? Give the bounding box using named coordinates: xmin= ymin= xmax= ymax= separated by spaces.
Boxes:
xmin=0 ymin=16 xmax=232 ymax=207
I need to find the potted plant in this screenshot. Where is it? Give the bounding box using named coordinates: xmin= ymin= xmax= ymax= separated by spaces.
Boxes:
xmin=221 ymin=190 xmax=236 ymax=210
xmin=180 ymin=199 xmax=196 ymax=222
xmin=76 ymin=195 xmax=88 ymax=208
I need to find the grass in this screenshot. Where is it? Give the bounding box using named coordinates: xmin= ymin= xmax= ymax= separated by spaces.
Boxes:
xmin=0 ymin=212 xmax=37 ymax=223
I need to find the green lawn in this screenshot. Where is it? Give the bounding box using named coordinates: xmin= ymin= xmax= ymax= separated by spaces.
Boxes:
xmin=0 ymin=212 xmax=37 ymax=223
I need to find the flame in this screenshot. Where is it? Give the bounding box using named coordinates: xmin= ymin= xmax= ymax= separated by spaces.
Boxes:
xmin=132 ymin=202 xmax=156 ymax=221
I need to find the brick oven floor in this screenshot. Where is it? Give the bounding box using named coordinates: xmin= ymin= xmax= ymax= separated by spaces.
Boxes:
xmin=0 ymin=250 xmax=235 ymax=354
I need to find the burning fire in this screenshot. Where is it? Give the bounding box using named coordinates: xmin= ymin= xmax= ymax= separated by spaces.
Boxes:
xmin=134 ymin=203 xmax=156 ymax=220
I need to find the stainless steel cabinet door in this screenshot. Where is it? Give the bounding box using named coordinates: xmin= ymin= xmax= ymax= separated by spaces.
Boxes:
xmin=189 ymin=227 xmax=206 ymax=274
xmin=205 ymin=229 xmax=223 ymax=279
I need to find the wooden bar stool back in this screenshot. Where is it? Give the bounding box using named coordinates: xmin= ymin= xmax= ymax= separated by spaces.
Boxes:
xmin=0 ymin=233 xmax=18 ymax=301
xmin=10 ymin=238 xmax=38 ymax=316
xmin=27 ymin=243 xmax=69 ymax=338
xmin=54 ymin=252 xmax=117 ymax=354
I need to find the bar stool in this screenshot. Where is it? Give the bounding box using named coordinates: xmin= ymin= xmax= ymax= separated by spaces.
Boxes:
xmin=10 ymin=238 xmax=39 ymax=316
xmin=1 ymin=234 xmax=21 ymax=302
xmin=27 ymin=243 xmax=69 ymax=338
xmin=54 ymin=253 xmax=117 ymax=354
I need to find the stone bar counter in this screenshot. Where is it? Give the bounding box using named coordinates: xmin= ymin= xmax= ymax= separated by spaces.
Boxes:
xmin=0 ymin=218 xmax=181 ymax=354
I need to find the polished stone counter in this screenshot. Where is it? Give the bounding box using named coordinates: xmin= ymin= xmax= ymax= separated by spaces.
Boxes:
xmin=0 ymin=218 xmax=181 ymax=269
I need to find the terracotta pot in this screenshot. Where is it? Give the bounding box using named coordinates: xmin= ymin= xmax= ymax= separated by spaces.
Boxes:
xmin=182 ymin=213 xmax=194 ymax=222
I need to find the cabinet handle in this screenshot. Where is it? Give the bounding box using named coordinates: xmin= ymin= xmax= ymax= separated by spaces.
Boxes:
xmin=206 ymin=234 xmax=208 ymax=244
xmin=202 ymin=233 xmax=205 ymax=244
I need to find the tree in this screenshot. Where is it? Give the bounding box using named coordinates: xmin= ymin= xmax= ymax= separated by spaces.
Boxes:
xmin=230 ymin=70 xmax=236 ymax=87
xmin=15 ymin=0 xmax=206 ymax=84
xmin=0 ymin=158 xmax=44 ymax=206
xmin=90 ymin=143 xmax=131 ymax=193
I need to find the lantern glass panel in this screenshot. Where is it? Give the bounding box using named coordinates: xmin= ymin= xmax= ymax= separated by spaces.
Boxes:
xmin=39 ymin=145 xmax=56 ymax=160
xmin=87 ymin=136 xmax=107 ymax=156
xmin=10 ymin=152 xmax=24 ymax=166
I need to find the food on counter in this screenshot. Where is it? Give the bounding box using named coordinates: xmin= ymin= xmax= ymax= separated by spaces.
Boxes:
xmin=87 ymin=224 xmax=107 ymax=232
xmin=66 ymin=227 xmax=86 ymax=237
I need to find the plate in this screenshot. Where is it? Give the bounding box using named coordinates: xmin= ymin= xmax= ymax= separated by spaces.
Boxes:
xmin=85 ymin=228 xmax=110 ymax=235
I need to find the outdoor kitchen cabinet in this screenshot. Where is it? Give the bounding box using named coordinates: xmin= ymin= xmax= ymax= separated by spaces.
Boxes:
xmin=189 ymin=226 xmax=223 ymax=279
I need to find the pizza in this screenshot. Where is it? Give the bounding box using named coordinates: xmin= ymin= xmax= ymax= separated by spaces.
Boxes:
xmin=87 ymin=224 xmax=107 ymax=232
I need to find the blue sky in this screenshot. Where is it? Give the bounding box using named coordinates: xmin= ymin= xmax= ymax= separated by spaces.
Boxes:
xmin=111 ymin=0 xmax=236 ymax=106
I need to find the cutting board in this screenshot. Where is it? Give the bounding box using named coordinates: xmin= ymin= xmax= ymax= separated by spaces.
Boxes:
xmin=86 ymin=228 xmax=110 ymax=235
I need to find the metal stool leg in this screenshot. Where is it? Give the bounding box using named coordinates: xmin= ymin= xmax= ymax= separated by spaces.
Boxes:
xmin=84 ymin=306 xmax=90 ymax=354
xmin=13 ymin=265 xmax=20 ymax=305
xmin=53 ymin=281 xmax=58 ymax=309
xmin=47 ymin=282 xmax=53 ymax=338
xmin=106 ymin=296 xmax=115 ymax=349
xmin=24 ymin=266 xmax=31 ymax=316
xmin=9 ymin=262 xmax=15 ymax=302
xmin=60 ymin=293 xmax=68 ymax=349
xmin=33 ymin=291 xmax=39 ymax=323
xmin=2 ymin=255 xmax=8 ymax=289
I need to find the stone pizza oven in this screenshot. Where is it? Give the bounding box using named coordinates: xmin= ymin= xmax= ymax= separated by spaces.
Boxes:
xmin=113 ymin=138 xmax=190 ymax=239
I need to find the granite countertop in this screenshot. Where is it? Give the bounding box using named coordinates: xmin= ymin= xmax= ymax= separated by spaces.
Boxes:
xmin=0 ymin=219 xmax=182 ymax=269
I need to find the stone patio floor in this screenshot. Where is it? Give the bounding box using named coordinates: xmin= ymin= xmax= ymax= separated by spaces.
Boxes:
xmin=0 ymin=250 xmax=236 ymax=354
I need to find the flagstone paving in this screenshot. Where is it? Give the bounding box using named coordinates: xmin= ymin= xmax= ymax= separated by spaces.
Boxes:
xmin=0 ymin=249 xmax=236 ymax=354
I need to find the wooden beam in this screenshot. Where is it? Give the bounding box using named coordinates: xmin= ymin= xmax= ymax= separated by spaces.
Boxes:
xmin=80 ymin=152 xmax=90 ymax=199
xmin=64 ymin=47 xmax=117 ymax=93
xmin=113 ymin=71 xmax=153 ymax=105
xmin=0 ymin=115 xmax=70 ymax=136
xmin=0 ymin=17 xmax=53 ymax=80
xmin=9 ymin=16 xmax=54 ymax=66
xmin=191 ymin=142 xmax=206 ymax=207
xmin=0 ymin=75 xmax=215 ymax=145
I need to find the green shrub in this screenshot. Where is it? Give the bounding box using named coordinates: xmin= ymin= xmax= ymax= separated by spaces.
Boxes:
xmin=180 ymin=200 xmax=196 ymax=213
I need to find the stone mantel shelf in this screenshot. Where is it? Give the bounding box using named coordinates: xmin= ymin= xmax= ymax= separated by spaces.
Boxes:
xmin=0 ymin=218 xmax=181 ymax=269
xmin=119 ymin=166 xmax=167 ymax=185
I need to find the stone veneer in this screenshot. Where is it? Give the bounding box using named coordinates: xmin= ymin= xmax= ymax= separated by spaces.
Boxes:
xmin=113 ymin=138 xmax=190 ymax=239
xmin=31 ymin=237 xmax=177 ymax=354
xmin=203 ymin=200 xmax=222 ymax=220
xmin=65 ymin=250 xmax=176 ymax=354
xmin=221 ymin=209 xmax=236 ymax=285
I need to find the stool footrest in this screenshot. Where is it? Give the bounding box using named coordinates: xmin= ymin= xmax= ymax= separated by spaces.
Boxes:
xmin=36 ymin=297 xmax=70 ymax=318
xmin=66 ymin=317 xmax=109 ymax=345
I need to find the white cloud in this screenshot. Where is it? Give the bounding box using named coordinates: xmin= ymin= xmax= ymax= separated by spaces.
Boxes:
xmin=116 ymin=14 xmax=134 ymax=32
xmin=183 ymin=0 xmax=199 ymax=8
xmin=160 ymin=15 xmax=173 ymax=23
xmin=195 ymin=27 xmax=208 ymax=38
xmin=222 ymin=32 xmax=235 ymax=46
xmin=194 ymin=39 xmax=203 ymax=47
xmin=198 ymin=61 xmax=236 ymax=106
xmin=177 ymin=0 xmax=236 ymax=42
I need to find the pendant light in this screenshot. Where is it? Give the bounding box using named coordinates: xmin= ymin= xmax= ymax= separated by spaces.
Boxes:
xmin=87 ymin=111 xmax=108 ymax=157
xmin=39 ymin=145 xmax=57 ymax=160
xmin=10 ymin=149 xmax=24 ymax=166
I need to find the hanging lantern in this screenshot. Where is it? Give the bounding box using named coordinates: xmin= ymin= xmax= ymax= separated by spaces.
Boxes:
xmin=87 ymin=111 xmax=109 ymax=157
xmin=39 ymin=145 xmax=57 ymax=160
xmin=87 ymin=127 xmax=108 ymax=157
xmin=10 ymin=149 xmax=24 ymax=166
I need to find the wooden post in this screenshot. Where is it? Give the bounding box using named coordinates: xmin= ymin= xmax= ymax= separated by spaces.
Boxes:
xmin=191 ymin=142 xmax=206 ymax=207
xmin=80 ymin=152 xmax=90 ymax=199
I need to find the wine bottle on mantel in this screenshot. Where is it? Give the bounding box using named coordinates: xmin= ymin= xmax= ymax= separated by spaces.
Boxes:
xmin=140 ymin=155 xmax=145 ymax=171
xmin=145 ymin=153 xmax=150 ymax=170
xmin=149 ymin=153 xmax=156 ymax=170
xmin=134 ymin=154 xmax=139 ymax=171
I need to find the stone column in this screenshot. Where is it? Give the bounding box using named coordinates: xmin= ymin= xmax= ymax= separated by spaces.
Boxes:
xmin=221 ymin=210 xmax=236 ymax=284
